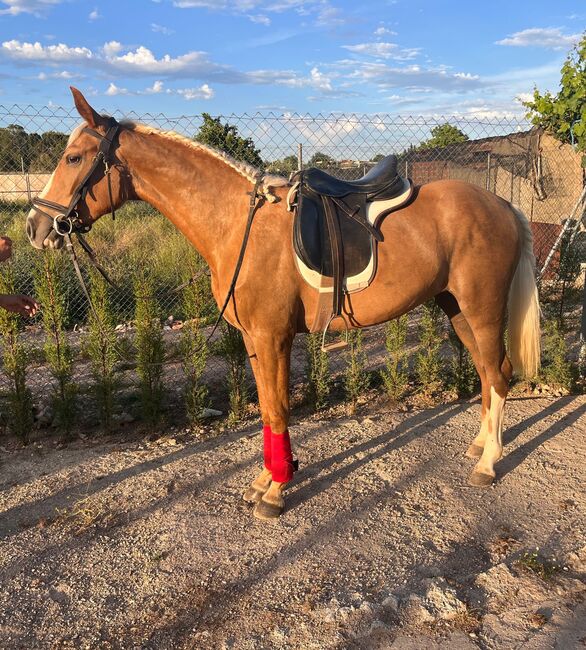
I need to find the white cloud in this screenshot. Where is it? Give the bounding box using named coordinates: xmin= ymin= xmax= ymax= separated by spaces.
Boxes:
xmin=0 ymin=0 xmax=63 ymax=16
xmin=1 ymin=40 xmax=92 ymax=62
xmin=88 ymin=7 xmax=100 ymax=20
xmin=177 ymin=84 xmax=214 ymax=100
xmin=336 ymin=60 xmax=483 ymax=93
xmin=105 ymin=82 xmax=128 ymax=96
xmin=151 ymin=23 xmax=175 ymax=35
xmin=248 ymin=13 xmax=270 ymax=25
xmin=37 ymin=69 xmax=81 ymax=79
xmin=171 ymin=0 xmax=348 ymax=26
xmin=343 ymin=42 xmax=421 ymax=61
xmin=374 ymin=26 xmax=396 ymax=37
xmin=104 ymin=80 xmax=214 ymax=100
xmin=496 ymin=27 xmax=581 ymax=50
xmin=147 ymin=80 xmax=164 ymax=93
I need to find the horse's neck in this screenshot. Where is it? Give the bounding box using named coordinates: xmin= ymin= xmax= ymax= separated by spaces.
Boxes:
xmin=120 ymin=128 xmax=252 ymax=269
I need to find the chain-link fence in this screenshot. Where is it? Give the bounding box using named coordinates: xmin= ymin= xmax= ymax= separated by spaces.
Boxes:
xmin=0 ymin=104 xmax=584 ymax=429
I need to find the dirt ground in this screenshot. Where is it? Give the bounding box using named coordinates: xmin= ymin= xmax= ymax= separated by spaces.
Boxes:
xmin=0 ymin=394 xmax=585 ymax=649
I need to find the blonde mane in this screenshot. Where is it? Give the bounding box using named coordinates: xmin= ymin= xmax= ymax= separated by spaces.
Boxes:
xmin=131 ymin=122 xmax=289 ymax=198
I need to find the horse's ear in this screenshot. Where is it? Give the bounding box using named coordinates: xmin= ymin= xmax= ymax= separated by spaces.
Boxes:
xmin=70 ymin=87 xmax=107 ymax=129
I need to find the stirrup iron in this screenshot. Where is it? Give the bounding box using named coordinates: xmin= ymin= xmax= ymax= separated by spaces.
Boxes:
xmin=321 ymin=314 xmax=349 ymax=352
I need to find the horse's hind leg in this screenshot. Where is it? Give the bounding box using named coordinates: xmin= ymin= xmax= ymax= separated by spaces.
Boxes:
xmin=436 ymin=292 xmax=490 ymax=459
xmin=463 ymin=319 xmax=511 ymax=487
xmin=242 ymin=333 xmax=273 ymax=504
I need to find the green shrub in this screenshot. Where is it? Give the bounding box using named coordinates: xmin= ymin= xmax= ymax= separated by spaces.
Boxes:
xmin=305 ymin=332 xmax=331 ymax=411
xmin=85 ymin=271 xmax=119 ymax=430
xmin=134 ymin=272 xmax=164 ymax=423
xmin=415 ymin=302 xmax=445 ymax=397
xmin=34 ymin=252 xmax=76 ymax=436
xmin=0 ymin=263 xmax=34 ymax=442
xmin=380 ymin=315 xmax=409 ymax=402
xmin=180 ymin=256 xmax=209 ymax=424
xmin=216 ymin=323 xmax=248 ymax=425
xmin=448 ymin=327 xmax=479 ymax=398
xmin=541 ymin=319 xmax=575 ymax=390
xmin=344 ymin=329 xmax=370 ymax=413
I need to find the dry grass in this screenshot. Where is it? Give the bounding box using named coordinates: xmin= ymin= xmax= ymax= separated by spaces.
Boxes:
xmin=53 ymin=495 xmax=121 ymax=535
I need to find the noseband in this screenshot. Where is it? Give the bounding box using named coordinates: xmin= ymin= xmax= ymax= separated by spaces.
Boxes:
xmin=32 ymin=117 xmax=120 ymax=236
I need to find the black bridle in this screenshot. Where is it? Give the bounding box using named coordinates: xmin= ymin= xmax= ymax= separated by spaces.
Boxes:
xmin=32 ymin=117 xmax=120 ymax=237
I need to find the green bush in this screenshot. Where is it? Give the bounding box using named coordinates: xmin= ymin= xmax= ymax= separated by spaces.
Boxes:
xmin=85 ymin=271 xmax=120 ymax=430
xmin=180 ymin=255 xmax=209 ymax=424
xmin=0 ymin=263 xmax=34 ymax=442
xmin=541 ymin=320 xmax=575 ymax=391
xmin=216 ymin=323 xmax=248 ymax=425
xmin=344 ymin=329 xmax=370 ymax=413
xmin=305 ymin=332 xmax=331 ymax=411
xmin=34 ymin=252 xmax=76 ymax=436
xmin=415 ymin=302 xmax=445 ymax=397
xmin=381 ymin=315 xmax=409 ymax=402
xmin=134 ymin=272 xmax=165 ymax=423
xmin=448 ymin=327 xmax=479 ymax=398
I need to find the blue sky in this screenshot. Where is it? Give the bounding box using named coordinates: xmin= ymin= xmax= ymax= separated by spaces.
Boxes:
xmin=0 ymin=0 xmax=583 ymax=118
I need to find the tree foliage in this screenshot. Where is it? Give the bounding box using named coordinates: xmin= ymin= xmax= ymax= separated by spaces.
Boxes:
xmin=307 ymin=151 xmax=337 ymax=168
xmin=194 ymin=113 xmax=263 ymax=167
xmin=265 ymin=154 xmax=298 ymax=175
xmin=418 ymin=123 xmax=469 ymax=150
xmin=0 ymin=125 xmax=67 ymax=172
xmin=524 ymin=34 xmax=586 ymax=152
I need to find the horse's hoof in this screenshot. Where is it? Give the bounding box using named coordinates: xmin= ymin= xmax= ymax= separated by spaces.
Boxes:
xmin=468 ymin=470 xmax=494 ymax=487
xmin=242 ymin=486 xmax=266 ymax=504
xmin=253 ymin=498 xmax=284 ymax=521
xmin=465 ymin=444 xmax=484 ymax=459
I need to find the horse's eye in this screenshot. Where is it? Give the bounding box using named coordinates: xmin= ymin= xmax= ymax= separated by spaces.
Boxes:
xmin=66 ymin=155 xmax=81 ymax=165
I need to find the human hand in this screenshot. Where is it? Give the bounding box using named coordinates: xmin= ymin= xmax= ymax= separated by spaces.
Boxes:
xmin=0 ymin=237 xmax=13 ymax=262
xmin=0 ymin=294 xmax=39 ymax=317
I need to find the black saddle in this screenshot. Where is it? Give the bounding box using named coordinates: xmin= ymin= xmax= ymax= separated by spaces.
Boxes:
xmin=302 ymin=155 xmax=403 ymax=201
xmin=291 ymin=155 xmax=412 ymax=343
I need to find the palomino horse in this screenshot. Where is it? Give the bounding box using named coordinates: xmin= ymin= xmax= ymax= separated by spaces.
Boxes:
xmin=26 ymin=89 xmax=541 ymax=520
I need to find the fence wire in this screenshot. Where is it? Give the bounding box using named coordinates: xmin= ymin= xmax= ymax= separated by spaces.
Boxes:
xmin=0 ymin=105 xmax=584 ymax=428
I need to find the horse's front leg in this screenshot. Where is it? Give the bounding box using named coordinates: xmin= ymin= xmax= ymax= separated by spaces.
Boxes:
xmin=241 ymin=333 xmax=273 ymax=504
xmin=248 ymin=331 xmax=295 ymax=520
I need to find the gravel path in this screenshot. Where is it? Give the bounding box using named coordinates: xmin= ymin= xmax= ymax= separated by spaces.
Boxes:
xmin=0 ymin=395 xmax=585 ymax=649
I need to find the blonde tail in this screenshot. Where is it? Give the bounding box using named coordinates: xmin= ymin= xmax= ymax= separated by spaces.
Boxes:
xmin=507 ymin=207 xmax=541 ymax=378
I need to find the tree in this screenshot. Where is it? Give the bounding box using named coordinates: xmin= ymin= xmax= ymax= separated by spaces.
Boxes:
xmin=418 ymin=123 xmax=469 ymax=150
xmin=524 ymin=34 xmax=586 ymax=152
xmin=371 ymin=153 xmax=386 ymax=163
xmin=307 ymin=151 xmax=337 ymax=168
xmin=0 ymin=125 xmax=68 ymax=172
xmin=29 ymin=131 xmax=68 ymax=172
xmin=265 ymin=154 xmax=298 ymax=175
xmin=0 ymin=125 xmax=29 ymax=171
xmin=194 ymin=113 xmax=263 ymax=167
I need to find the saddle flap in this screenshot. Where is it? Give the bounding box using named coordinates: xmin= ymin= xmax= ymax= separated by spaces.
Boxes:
xmin=293 ymin=190 xmax=372 ymax=278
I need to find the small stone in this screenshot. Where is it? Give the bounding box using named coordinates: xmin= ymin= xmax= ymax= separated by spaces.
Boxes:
xmin=382 ymin=595 xmax=399 ymax=611
xmin=201 ymin=408 xmax=223 ymax=418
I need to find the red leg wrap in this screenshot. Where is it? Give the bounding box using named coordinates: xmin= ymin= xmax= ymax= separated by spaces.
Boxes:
xmin=271 ymin=430 xmax=294 ymax=483
xmin=263 ymin=424 xmax=272 ymax=471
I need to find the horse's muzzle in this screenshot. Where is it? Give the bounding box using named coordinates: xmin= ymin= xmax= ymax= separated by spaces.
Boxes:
xmin=26 ymin=211 xmax=62 ymax=250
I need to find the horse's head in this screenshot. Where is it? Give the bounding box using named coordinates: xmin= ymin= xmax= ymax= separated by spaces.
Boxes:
xmin=26 ymin=87 xmax=131 ymax=250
